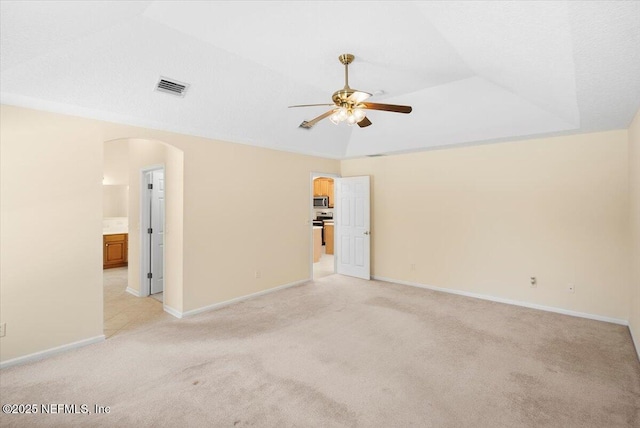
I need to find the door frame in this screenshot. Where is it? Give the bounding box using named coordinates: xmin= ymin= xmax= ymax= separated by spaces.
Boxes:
xmin=309 ymin=172 xmax=341 ymax=279
xmin=139 ymin=164 xmax=165 ymax=297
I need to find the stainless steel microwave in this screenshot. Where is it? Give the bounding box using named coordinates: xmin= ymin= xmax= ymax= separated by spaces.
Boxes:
xmin=313 ymin=196 xmax=329 ymax=208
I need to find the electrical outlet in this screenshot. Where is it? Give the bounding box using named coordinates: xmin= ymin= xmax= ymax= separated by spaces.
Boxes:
xmin=530 ymin=277 xmax=537 ymax=288
xmin=410 ymin=264 xmax=416 ymax=271
xmin=0 ymin=323 xmax=6 ymax=337
xmin=567 ymin=284 xmax=575 ymax=293
xmin=255 ymin=270 xmax=261 ymax=279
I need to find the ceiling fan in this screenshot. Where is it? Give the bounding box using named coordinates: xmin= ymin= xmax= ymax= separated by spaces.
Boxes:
xmin=289 ymin=53 xmax=412 ymax=129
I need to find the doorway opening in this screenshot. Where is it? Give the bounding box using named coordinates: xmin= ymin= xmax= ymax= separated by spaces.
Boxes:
xmin=103 ymin=139 xmax=181 ymax=338
xmin=102 ymin=137 xmax=184 ymax=332
xmin=311 ymin=173 xmax=339 ymax=279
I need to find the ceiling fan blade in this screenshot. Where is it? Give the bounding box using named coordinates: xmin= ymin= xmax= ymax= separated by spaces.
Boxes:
xmin=361 ymin=102 xmax=412 ymax=114
xmin=289 ymin=103 xmax=335 ymax=108
xmin=357 ymin=117 xmax=372 ymax=128
xmin=299 ymin=109 xmax=335 ymax=129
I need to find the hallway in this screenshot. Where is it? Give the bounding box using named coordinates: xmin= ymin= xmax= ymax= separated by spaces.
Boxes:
xmin=103 ymin=267 xmax=170 ymax=338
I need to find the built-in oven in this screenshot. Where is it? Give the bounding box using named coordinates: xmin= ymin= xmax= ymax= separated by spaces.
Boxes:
xmin=313 ymin=196 xmax=329 ymax=209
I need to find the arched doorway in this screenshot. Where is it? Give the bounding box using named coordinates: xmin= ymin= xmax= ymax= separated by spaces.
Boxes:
xmin=102 ymin=138 xmax=184 ymax=338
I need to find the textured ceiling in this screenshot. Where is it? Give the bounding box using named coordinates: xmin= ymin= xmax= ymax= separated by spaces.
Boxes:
xmin=1 ymin=1 xmax=639 ymax=159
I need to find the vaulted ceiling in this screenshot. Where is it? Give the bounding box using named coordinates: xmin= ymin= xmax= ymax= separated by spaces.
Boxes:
xmin=1 ymin=1 xmax=639 ymax=159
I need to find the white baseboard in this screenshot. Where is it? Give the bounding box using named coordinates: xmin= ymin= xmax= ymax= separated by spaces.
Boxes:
xmin=372 ymin=276 xmax=629 ymax=326
xmin=175 ymin=279 xmax=309 ymax=318
xmin=163 ymin=304 xmax=182 ymax=319
xmin=0 ymin=335 xmax=105 ymax=369
xmin=125 ymin=287 xmax=140 ymax=297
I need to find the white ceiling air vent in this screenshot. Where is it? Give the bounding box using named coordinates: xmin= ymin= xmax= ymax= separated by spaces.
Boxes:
xmin=155 ymin=77 xmax=189 ymax=97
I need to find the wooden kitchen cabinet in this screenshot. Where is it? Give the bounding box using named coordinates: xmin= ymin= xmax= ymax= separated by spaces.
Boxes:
xmin=313 ymin=177 xmax=335 ymax=207
xmin=314 ymin=178 xmax=328 ymax=197
xmin=313 ymin=179 xmax=322 ymax=197
xmin=324 ymin=223 xmax=334 ymax=255
xmin=103 ymin=233 xmax=128 ymax=269
xmin=313 ymin=227 xmax=322 ymax=262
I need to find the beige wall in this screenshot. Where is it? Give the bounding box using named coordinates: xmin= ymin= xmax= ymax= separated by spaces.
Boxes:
xmin=342 ymin=130 xmax=630 ymax=321
xmin=103 ymin=139 xmax=129 ymax=185
xmin=0 ymin=106 xmax=104 ymax=362
xmin=629 ymin=108 xmax=640 ymax=355
xmin=180 ymin=144 xmax=339 ymax=311
xmin=164 ymin=146 xmax=185 ymax=312
xmin=102 ymin=185 xmax=128 ymax=217
xmin=103 ymin=139 xmax=130 ymax=218
xmin=0 ymin=105 xmax=339 ymax=363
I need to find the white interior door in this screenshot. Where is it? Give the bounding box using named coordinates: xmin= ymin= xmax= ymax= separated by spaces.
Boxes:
xmin=150 ymin=170 xmax=165 ymax=294
xmin=143 ymin=168 xmax=165 ymax=295
xmin=336 ymin=176 xmax=370 ymax=279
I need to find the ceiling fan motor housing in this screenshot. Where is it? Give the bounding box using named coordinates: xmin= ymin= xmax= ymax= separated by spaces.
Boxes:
xmin=332 ymin=88 xmax=357 ymax=105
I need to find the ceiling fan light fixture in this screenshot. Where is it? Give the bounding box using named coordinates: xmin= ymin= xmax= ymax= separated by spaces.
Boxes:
xmin=330 ymin=111 xmax=341 ymax=125
xmin=329 ymin=106 xmax=366 ymax=126
xmin=353 ymin=108 xmax=366 ymax=122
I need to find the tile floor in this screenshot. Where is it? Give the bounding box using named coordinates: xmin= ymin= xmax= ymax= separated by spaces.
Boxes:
xmin=314 ymin=245 xmax=335 ymax=278
xmin=103 ymin=267 xmax=171 ymax=338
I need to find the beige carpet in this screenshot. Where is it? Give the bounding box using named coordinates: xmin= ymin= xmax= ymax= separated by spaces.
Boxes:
xmin=1 ymin=275 xmax=639 ymax=427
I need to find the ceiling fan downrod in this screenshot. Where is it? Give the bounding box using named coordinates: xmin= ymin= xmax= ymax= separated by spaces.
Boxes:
xmin=339 ymin=53 xmax=355 ymax=89
xmin=332 ymin=54 xmax=357 ymax=105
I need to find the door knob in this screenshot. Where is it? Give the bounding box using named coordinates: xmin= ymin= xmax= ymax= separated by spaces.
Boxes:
xmin=364 ymin=231 xmax=370 ymax=235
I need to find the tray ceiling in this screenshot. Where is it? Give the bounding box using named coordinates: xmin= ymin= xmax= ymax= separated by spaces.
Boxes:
xmin=1 ymin=1 xmax=639 ymax=158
